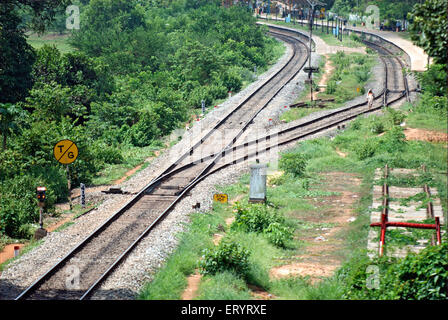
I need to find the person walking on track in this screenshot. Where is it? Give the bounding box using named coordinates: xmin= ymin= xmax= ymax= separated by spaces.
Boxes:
xmin=367 ymin=89 xmax=374 ymax=110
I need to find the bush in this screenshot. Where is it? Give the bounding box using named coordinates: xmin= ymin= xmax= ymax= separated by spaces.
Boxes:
xmin=0 ymin=176 xmax=40 ymax=238
xmin=279 ymin=152 xmax=308 ymax=177
xmin=199 ymin=239 xmax=251 ymax=277
xmin=232 ymin=203 xmax=274 ymax=233
xmin=379 ymin=126 xmax=407 ymax=153
xmin=368 ymin=117 xmax=386 ymax=134
xmin=385 ymin=107 xmax=406 ymax=125
xmin=338 ymin=243 xmax=448 ymax=300
xmin=350 ymin=118 xmax=362 ymax=130
xmin=355 ymin=138 xmax=377 ymax=160
xmin=326 ymin=80 xmax=337 ymax=94
xmin=92 ymin=142 xmax=124 ymax=165
xmin=264 ymin=222 xmax=293 ymax=248
xmin=231 ymin=203 xmax=293 ymax=248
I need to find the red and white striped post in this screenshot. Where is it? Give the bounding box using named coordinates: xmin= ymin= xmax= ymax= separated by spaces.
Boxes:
xmin=14 ymin=246 xmax=20 ymax=257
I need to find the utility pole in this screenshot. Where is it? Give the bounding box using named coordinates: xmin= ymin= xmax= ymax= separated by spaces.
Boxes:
xmin=305 ymin=0 xmax=325 ymax=103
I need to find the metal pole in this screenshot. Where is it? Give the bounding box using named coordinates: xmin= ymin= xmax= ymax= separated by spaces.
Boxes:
xmin=39 ymin=207 xmax=43 ymax=229
xmin=309 ymin=3 xmax=315 ymax=102
xmin=67 ymin=165 xmax=72 ymax=210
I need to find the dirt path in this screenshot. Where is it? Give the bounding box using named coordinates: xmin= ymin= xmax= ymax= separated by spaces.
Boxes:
xmin=181 ymin=273 xmax=202 ymax=300
xmin=310 ymin=54 xmax=334 ymax=100
xmin=404 ymin=127 xmax=448 ymax=143
xmin=270 ymin=172 xmax=362 ymax=283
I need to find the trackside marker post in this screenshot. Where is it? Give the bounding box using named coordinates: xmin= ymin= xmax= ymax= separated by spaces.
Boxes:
xmin=14 ymin=246 xmax=20 ymax=257
xmin=35 ymin=186 xmax=47 ymax=240
xmin=53 ymin=139 xmax=79 ymax=211
xmin=80 ymin=183 xmax=86 ymax=208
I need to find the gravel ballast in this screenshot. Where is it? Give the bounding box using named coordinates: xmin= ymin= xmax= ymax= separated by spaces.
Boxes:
xmin=0 ymin=29 xmax=410 ymax=300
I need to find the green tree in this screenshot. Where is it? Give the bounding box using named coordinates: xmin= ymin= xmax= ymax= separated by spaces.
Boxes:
xmin=0 ymin=5 xmax=36 ymax=104
xmin=0 ymin=103 xmax=26 ymax=150
xmin=1 ymin=0 xmax=71 ymax=104
xmin=408 ymin=0 xmax=448 ymax=63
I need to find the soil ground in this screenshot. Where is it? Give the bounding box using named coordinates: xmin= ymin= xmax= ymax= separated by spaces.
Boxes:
xmin=403 ymin=127 xmax=448 ymax=143
xmin=181 ymin=170 xmax=363 ymax=299
xmin=270 ymin=171 xmax=362 ymax=284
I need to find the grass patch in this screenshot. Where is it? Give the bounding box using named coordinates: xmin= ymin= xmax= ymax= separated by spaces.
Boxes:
xmin=26 ymin=32 xmax=75 ymax=54
xmin=92 ymin=144 xmax=161 ymax=185
xmin=196 ymin=271 xmax=252 ymax=300
xmin=403 ymin=103 xmax=448 ymax=132
xmin=281 ymin=51 xmax=376 ymax=123
xmin=138 ymin=203 xmax=229 ymax=300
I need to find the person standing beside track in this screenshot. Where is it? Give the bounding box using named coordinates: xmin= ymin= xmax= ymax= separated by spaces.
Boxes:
xmin=367 ymin=89 xmax=374 ymax=110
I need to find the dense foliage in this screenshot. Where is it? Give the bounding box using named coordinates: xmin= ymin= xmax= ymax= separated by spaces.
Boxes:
xmin=408 ymin=0 xmax=448 ymax=64
xmin=338 ymin=242 xmax=448 ymax=299
xmin=0 ymin=0 xmax=279 ymax=238
xmin=331 ymin=0 xmax=421 ymax=21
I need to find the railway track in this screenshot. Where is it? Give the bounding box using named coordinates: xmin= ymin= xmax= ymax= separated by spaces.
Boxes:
xmin=14 ymin=26 xmax=411 ymax=300
xmin=168 ymin=28 xmax=411 ymax=169
xmin=14 ymin=30 xmax=310 ymax=300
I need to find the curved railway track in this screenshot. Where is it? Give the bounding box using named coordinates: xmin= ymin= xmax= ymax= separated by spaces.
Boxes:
xmin=14 ymin=26 xmax=411 ymax=300
xmin=14 ymin=31 xmax=310 ymax=300
xmin=171 ymin=28 xmax=411 ymax=171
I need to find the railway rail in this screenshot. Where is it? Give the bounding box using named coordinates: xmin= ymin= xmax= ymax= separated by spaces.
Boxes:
xmin=167 ymin=27 xmax=411 ymax=169
xmin=14 ymin=25 xmax=411 ymax=300
xmin=14 ymin=30 xmax=310 ymax=300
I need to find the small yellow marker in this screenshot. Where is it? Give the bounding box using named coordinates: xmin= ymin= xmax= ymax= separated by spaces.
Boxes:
xmin=213 ymin=193 xmax=228 ymax=203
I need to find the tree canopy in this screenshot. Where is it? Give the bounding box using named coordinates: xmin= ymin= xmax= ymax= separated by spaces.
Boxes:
xmin=408 ymin=0 xmax=448 ymax=64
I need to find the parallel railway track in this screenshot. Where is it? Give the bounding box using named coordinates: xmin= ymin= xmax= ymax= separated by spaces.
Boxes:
xmin=15 ymin=30 xmax=310 ymax=300
xmin=14 ymin=26 xmax=411 ymax=300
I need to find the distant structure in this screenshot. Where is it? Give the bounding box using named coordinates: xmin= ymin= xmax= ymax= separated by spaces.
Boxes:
xmin=222 ymin=0 xmax=239 ymax=7
xmin=222 ymin=0 xmax=253 ymax=8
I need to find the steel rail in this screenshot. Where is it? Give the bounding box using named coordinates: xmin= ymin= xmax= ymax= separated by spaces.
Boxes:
xmin=15 ymin=30 xmax=310 ymax=300
xmin=81 ymin=38 xmax=411 ymax=298
xmin=16 ymin=27 xmax=411 ymax=300
xmin=79 ymin=32 xmax=311 ymax=300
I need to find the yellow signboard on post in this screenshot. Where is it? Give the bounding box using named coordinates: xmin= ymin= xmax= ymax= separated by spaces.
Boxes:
xmin=53 ymin=139 xmax=78 ymax=164
xmin=213 ymin=193 xmax=228 ymax=203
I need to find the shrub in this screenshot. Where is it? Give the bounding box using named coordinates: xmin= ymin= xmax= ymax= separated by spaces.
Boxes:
xmin=326 ymin=80 xmax=337 ymax=94
xmin=0 ymin=175 xmax=40 ymax=238
xmin=279 ymin=152 xmax=308 ymax=177
xmin=350 ymin=118 xmax=362 ymax=130
xmin=379 ymin=126 xmax=407 ymax=153
xmin=199 ymin=239 xmax=251 ymax=277
xmin=350 ymin=33 xmax=361 ymax=43
xmin=354 ymin=69 xmax=370 ymax=83
xmin=385 ymin=107 xmax=406 ymax=125
xmin=264 ymin=222 xmax=293 ymax=248
xmin=369 ymin=118 xmax=385 ymax=134
xmin=355 ymin=138 xmax=377 ymax=160
xmin=338 ymin=243 xmax=448 ymax=300
xmin=92 ymin=142 xmax=124 ymax=165
xmin=232 ymin=203 xmax=275 ymax=233
xmin=231 ymin=203 xmax=293 ymax=247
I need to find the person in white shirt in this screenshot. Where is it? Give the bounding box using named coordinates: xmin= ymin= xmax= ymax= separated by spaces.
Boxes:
xmin=367 ymin=89 xmax=374 ymax=109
